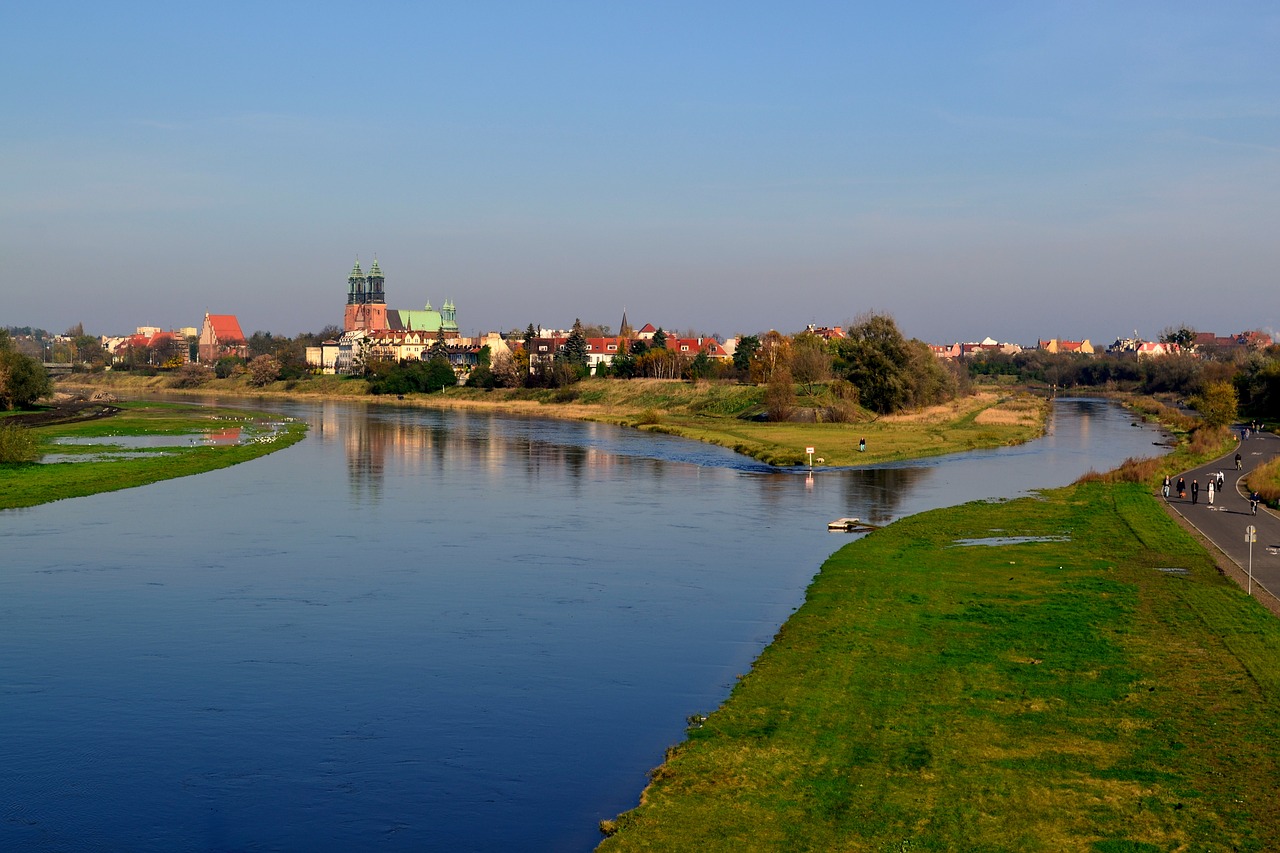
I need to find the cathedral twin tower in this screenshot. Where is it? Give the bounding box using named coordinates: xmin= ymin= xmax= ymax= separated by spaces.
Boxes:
xmin=342 ymin=259 xmax=457 ymax=337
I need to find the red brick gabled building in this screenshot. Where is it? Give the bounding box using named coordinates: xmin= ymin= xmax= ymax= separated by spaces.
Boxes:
xmin=199 ymin=313 xmax=248 ymax=362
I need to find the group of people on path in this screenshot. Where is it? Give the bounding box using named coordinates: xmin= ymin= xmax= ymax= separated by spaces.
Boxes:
xmin=1162 ymin=467 xmax=1261 ymax=515
xmin=1163 ymin=471 xmax=1227 ymax=507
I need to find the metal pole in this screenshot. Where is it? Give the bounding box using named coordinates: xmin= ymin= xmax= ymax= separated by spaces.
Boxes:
xmin=1247 ymin=525 xmax=1257 ymax=595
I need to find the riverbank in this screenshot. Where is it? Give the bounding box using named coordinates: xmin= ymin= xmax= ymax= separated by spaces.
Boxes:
xmin=56 ymin=373 xmax=1047 ymax=468
xmin=598 ymin=478 xmax=1280 ymax=850
xmin=0 ymin=400 xmax=307 ymax=510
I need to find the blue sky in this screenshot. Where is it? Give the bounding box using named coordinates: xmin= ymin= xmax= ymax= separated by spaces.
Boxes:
xmin=3 ymin=1 xmax=1278 ymax=345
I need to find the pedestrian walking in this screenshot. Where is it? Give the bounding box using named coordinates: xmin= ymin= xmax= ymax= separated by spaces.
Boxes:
xmin=1252 ymin=491 xmax=1261 ymax=515
xmin=1217 ymin=471 xmax=1225 ymax=491
xmin=1207 ymin=479 xmax=1214 ymax=506
xmin=1177 ymin=476 xmax=1186 ymax=499
xmin=1236 ymin=453 xmax=1243 ymax=471
xmin=1191 ymin=479 xmax=1199 ymax=505
xmin=1162 ymin=476 xmax=1171 ymax=499
xmin=858 ymin=437 xmax=866 ymax=453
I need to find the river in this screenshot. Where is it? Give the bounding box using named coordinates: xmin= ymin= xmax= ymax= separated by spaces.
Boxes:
xmin=0 ymin=398 xmax=1166 ymax=851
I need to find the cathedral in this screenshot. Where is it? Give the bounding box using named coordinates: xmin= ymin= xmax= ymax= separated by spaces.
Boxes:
xmin=342 ymin=259 xmax=458 ymax=336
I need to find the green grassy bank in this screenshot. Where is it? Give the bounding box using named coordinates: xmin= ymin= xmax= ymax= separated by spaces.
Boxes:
xmin=59 ymin=374 xmax=1046 ymax=468
xmin=0 ymin=400 xmax=307 ymax=510
xmin=599 ymin=480 xmax=1280 ymax=851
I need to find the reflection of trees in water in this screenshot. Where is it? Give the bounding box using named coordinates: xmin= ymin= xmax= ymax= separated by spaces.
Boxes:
xmin=339 ymin=408 xmax=675 ymax=498
xmin=839 ymin=466 xmax=933 ymax=525
xmin=753 ymin=464 xmax=933 ymax=526
xmin=338 ymin=406 xmax=936 ymax=520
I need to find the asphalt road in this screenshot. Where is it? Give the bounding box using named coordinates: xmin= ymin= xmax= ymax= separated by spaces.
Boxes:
xmin=1166 ymin=428 xmax=1280 ymax=595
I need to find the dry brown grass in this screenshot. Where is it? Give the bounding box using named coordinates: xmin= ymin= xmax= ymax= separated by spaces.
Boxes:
xmin=974 ymin=396 xmax=1046 ymax=427
xmin=1248 ymin=456 xmax=1280 ymax=504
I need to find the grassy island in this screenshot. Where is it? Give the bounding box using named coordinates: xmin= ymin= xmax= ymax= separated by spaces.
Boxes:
xmin=0 ymin=400 xmax=307 ymax=510
xmin=598 ymin=479 xmax=1280 ymax=851
xmin=57 ymin=373 xmax=1047 ymax=469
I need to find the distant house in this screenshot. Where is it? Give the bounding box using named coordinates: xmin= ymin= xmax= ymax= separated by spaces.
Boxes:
xmin=1191 ymin=330 xmax=1273 ymax=356
xmin=930 ymin=338 xmax=1022 ymax=360
xmin=527 ymin=333 xmax=730 ymax=375
xmin=198 ymin=313 xmax=248 ymax=363
xmin=1037 ymin=338 xmax=1094 ymax=355
xmin=803 ymin=324 xmax=847 ymax=341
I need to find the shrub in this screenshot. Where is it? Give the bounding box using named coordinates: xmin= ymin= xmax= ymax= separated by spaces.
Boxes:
xmin=170 ymin=362 xmax=214 ymax=389
xmin=0 ymin=423 xmax=40 ymax=463
xmin=248 ymin=355 xmax=281 ymax=387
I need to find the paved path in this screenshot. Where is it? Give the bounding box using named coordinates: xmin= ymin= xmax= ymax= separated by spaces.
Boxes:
xmin=1165 ymin=429 xmax=1280 ymax=595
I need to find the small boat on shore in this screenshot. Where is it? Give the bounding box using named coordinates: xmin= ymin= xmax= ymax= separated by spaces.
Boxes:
xmin=827 ymin=517 xmax=877 ymax=532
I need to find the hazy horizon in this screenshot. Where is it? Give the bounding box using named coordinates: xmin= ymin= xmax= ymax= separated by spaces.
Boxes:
xmin=4 ymin=3 xmax=1278 ymax=345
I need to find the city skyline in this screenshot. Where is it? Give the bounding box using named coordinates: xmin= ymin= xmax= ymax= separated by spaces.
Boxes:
xmin=3 ymin=3 xmax=1278 ymax=344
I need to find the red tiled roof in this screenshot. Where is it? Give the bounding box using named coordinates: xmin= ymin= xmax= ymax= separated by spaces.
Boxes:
xmin=208 ymin=314 xmax=245 ymax=343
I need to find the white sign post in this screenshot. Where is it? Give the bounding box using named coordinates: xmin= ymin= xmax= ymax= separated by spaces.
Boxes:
xmin=1247 ymin=525 xmax=1257 ymax=594
xmin=806 ymin=447 xmax=815 ymax=470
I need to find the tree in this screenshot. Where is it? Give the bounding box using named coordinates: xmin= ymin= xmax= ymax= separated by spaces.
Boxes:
xmin=610 ymin=346 xmax=638 ymax=379
xmin=214 ymin=355 xmax=246 ymax=379
xmin=1191 ymin=380 xmax=1238 ymax=428
xmin=247 ymin=331 xmax=277 ymax=359
xmin=491 ymin=351 xmax=521 ymax=387
xmin=733 ymin=335 xmax=760 ymax=374
xmin=1160 ymin=325 xmax=1197 ymax=351
xmin=790 ymin=332 xmax=832 ymax=394
xmin=0 ymin=347 xmax=52 ymax=410
xmin=248 ymin=355 xmax=282 ymax=387
xmin=750 ymin=331 xmax=792 ymax=385
xmin=424 ymin=356 xmax=457 ymax=392
xmin=833 ymin=313 xmax=918 ymax=414
xmin=429 ymin=328 xmax=450 ymax=361
xmin=559 ymin=319 xmax=589 ymax=374
xmin=764 ymin=365 xmax=796 ymax=422
xmin=651 ymin=327 xmax=667 ymax=350
xmin=687 ymin=349 xmax=713 ymax=380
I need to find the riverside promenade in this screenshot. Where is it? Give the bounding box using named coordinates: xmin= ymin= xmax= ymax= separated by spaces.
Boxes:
xmin=1166 ymin=429 xmax=1280 ymax=602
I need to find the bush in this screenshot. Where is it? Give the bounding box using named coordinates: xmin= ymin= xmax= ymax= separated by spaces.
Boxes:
xmin=248 ymin=355 xmax=282 ymax=387
xmin=170 ymin=362 xmax=214 ymax=389
xmin=0 ymin=423 xmax=40 ymax=463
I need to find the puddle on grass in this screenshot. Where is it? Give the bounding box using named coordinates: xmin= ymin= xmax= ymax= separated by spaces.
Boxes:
xmin=951 ymin=535 xmax=1072 ymax=547
xmin=38 ymin=451 xmax=177 ymax=464
xmin=43 ymin=419 xmax=294 ymax=463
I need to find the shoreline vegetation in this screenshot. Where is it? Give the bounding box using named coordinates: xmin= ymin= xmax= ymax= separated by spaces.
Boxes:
xmin=598 ymin=408 xmax=1276 ymax=850
xmin=0 ymin=400 xmax=307 ymax=510
xmin=54 ymin=372 xmax=1049 ymax=468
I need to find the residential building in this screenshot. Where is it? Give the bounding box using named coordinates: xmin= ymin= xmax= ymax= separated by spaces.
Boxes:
xmin=198 ymin=313 xmax=248 ymax=362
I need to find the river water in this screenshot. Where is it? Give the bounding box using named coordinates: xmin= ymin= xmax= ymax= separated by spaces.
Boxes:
xmin=1 ymin=398 xmax=1166 ymax=852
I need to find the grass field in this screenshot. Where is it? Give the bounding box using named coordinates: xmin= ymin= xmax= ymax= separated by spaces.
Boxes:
xmin=0 ymin=400 xmax=307 ymax=509
xmin=598 ymin=480 xmax=1280 ymax=851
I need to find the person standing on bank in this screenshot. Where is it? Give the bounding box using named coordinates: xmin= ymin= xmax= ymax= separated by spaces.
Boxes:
xmin=858 ymin=437 xmax=866 ymax=453
xmin=1162 ymin=476 xmax=1171 ymax=499
xmin=1191 ymin=479 xmax=1199 ymax=505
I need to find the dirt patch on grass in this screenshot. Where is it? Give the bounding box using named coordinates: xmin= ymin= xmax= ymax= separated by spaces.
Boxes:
xmin=5 ymin=401 xmax=121 ymax=428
